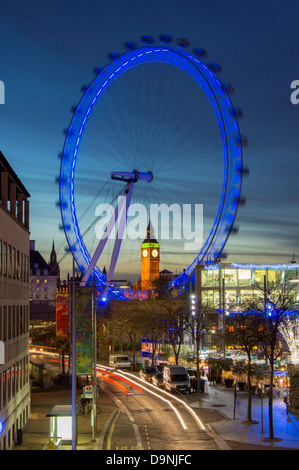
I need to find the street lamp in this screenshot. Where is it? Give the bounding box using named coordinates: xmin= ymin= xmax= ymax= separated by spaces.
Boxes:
xmin=190 ymin=294 xmax=196 ymax=316
xmin=266 ymin=302 xmax=274 ymax=316
xmin=71 ymin=259 xmax=76 ymax=450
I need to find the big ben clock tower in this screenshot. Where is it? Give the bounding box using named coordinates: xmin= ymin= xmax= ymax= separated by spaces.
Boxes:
xmin=141 ymin=220 xmax=160 ymax=290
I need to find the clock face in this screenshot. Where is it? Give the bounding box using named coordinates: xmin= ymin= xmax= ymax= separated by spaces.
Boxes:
xmin=142 ymin=249 xmax=148 ymax=257
xmin=152 ymin=249 xmax=158 ymax=258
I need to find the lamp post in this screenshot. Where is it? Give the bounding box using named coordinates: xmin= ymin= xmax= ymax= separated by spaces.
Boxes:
xmin=222 ymin=276 xmax=226 ymax=357
xmin=91 ymin=276 xmax=97 ymax=440
xmin=71 ymin=257 xmax=76 ymax=450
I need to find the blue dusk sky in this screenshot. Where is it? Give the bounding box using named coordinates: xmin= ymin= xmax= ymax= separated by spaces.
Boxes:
xmin=0 ymin=0 xmax=299 ymax=282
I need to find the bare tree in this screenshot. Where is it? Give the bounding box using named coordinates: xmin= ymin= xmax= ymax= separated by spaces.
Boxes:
xmin=137 ymin=300 xmax=165 ymax=365
xmin=96 ymin=317 xmax=123 ymax=360
xmin=226 ymin=305 xmax=264 ymax=423
xmin=252 ymin=279 xmax=298 ymax=441
xmin=111 ymin=300 xmax=144 ymax=367
xmin=159 ymin=299 xmax=189 ymax=365
xmin=186 ymin=301 xmax=214 ymax=391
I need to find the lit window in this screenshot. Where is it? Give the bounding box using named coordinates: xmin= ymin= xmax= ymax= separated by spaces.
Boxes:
xmin=238 ymin=269 xmax=251 ymax=286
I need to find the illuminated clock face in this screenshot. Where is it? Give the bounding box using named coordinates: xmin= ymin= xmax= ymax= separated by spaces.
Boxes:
xmin=152 ymin=249 xmax=158 ymax=258
xmin=142 ymin=249 xmax=148 ymax=257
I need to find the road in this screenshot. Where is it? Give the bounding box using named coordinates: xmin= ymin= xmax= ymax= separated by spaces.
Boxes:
xmin=29 ymin=350 xmax=230 ymax=450
xmin=97 ymin=367 xmax=229 ymax=451
xmin=29 ymin=350 xmax=296 ymax=451
xmin=29 ymin=349 xmax=61 ymax=375
xmin=28 ymin=349 xmax=238 ymax=450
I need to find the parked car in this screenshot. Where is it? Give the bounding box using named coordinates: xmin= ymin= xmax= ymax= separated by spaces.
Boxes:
xmin=139 ymin=366 xmax=159 ymax=382
xmin=163 ymin=365 xmax=191 ymax=393
xmin=152 ymin=372 xmax=163 ymax=387
xmin=109 ymin=354 xmax=131 ymax=370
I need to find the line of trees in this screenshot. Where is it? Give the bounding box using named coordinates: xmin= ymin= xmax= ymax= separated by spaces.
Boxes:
xmin=97 ymin=296 xmax=190 ymax=366
xmin=225 ymin=280 xmax=298 ymax=441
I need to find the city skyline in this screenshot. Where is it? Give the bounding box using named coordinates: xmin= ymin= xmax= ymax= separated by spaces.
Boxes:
xmin=1 ymin=0 xmax=299 ymax=283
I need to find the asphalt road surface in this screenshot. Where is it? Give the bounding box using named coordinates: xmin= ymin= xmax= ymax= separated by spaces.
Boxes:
xmin=98 ymin=368 xmax=230 ymax=451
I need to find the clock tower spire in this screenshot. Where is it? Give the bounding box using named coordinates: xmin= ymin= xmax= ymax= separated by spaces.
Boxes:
xmin=141 ymin=220 xmax=160 ymax=290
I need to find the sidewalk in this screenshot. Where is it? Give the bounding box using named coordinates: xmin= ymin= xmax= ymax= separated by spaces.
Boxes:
xmin=188 ymin=382 xmax=299 ymax=449
xmin=13 ymin=386 xmax=119 ymax=450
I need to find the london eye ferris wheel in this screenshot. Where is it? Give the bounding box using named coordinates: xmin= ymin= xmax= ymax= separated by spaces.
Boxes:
xmin=58 ymin=34 xmax=247 ymax=298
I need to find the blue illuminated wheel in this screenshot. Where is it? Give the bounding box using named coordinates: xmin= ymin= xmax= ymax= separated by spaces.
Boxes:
xmin=58 ymin=35 xmax=245 ymax=291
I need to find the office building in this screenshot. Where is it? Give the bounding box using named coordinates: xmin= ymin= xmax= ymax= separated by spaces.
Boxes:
xmin=0 ymin=150 xmax=30 ymax=449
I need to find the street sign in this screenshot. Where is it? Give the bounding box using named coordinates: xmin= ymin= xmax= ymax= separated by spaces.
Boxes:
xmin=83 ymin=385 xmax=93 ymax=399
xmin=0 ymin=341 xmax=4 ymax=364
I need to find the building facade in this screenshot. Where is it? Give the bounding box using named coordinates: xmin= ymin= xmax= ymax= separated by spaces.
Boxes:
xmin=48 ymin=240 xmax=60 ymax=280
xmin=195 ymin=263 xmax=299 ymax=308
xmin=0 ymin=151 xmax=30 ymax=450
xmin=194 ymin=262 xmax=299 ymax=352
xmin=29 ymin=240 xmax=59 ymax=323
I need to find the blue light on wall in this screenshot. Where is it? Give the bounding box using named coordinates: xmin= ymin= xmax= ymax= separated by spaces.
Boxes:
xmin=98 ymin=296 xmax=107 ymax=307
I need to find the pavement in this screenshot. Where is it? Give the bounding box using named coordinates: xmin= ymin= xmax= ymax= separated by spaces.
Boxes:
xmin=13 ymin=384 xmax=120 ymax=451
xmin=188 ymin=382 xmax=299 ymax=450
xmin=12 ymin=379 xmax=299 ymax=451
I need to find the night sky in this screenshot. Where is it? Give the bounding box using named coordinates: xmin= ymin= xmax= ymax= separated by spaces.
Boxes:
xmin=1 ymin=0 xmax=299 ymax=282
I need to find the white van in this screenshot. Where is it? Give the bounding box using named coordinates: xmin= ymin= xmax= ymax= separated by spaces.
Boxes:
xmin=109 ymin=354 xmax=132 ymax=370
xmin=163 ymin=365 xmax=191 ymax=393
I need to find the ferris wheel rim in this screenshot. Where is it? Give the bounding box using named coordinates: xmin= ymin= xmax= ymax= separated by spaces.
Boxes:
xmin=58 ymin=38 xmax=244 ymax=292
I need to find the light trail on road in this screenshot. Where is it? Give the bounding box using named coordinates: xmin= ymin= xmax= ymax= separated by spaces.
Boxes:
xmin=98 ymin=365 xmax=206 ymax=430
xmin=119 ymin=368 xmax=206 ymax=431
xmin=102 ymin=367 xmax=233 ymax=450
xmin=99 ymin=374 xmax=130 ymax=394
xmin=97 ymin=366 xmax=144 ymax=393
xmin=98 ymin=365 xmax=188 ymax=431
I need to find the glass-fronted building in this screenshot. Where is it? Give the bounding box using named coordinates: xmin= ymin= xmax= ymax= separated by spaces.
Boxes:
xmin=194 ymin=263 xmax=299 ymax=351
xmin=196 ymin=263 xmax=299 ymax=309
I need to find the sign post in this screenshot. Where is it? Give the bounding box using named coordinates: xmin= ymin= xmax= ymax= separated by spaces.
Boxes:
xmin=83 ymin=385 xmax=93 ymax=399
xmin=71 ymin=260 xmax=77 ymax=450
